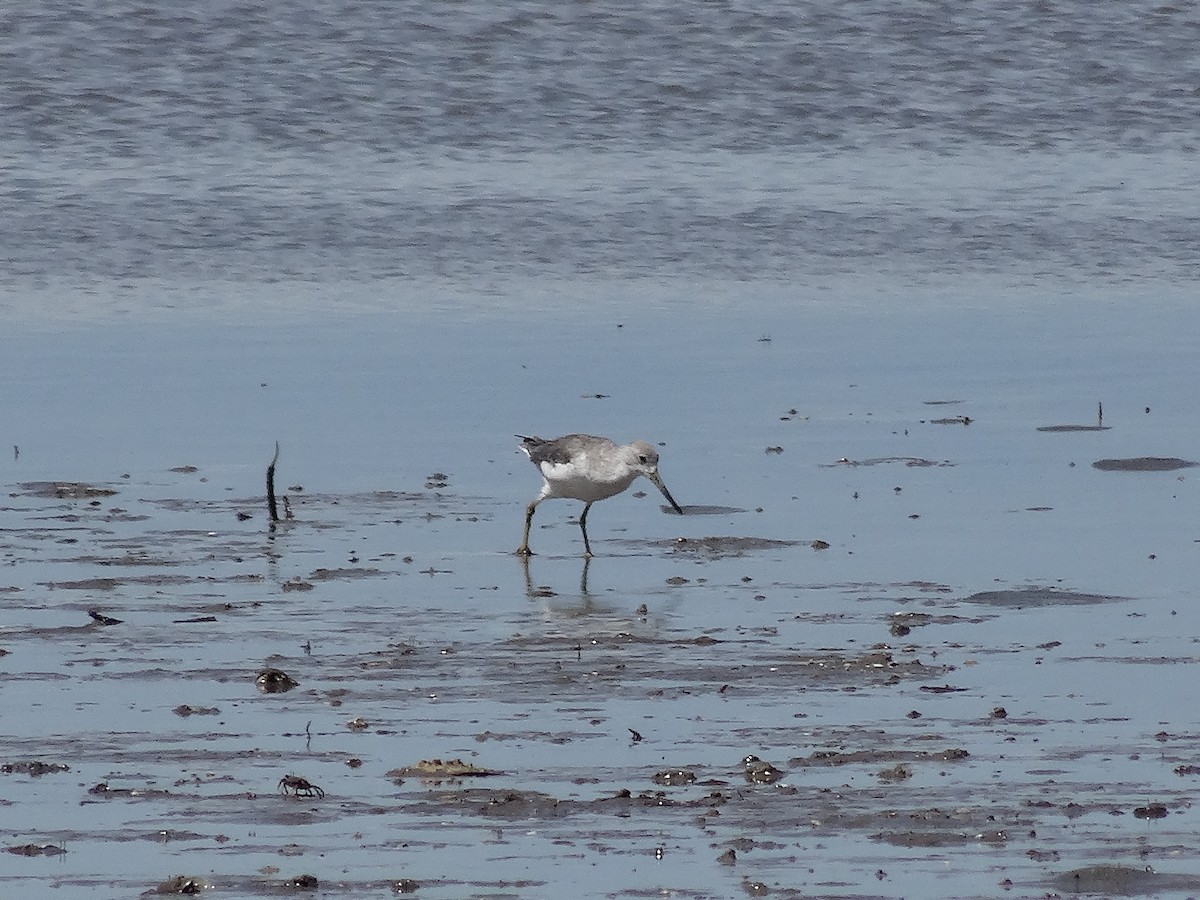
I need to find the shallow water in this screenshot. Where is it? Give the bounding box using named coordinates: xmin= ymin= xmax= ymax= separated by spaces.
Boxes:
xmin=4 ymin=299 xmax=1200 ymax=899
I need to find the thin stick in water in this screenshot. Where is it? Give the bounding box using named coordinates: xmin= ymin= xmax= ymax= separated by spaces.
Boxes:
xmin=267 ymin=442 xmax=280 ymax=523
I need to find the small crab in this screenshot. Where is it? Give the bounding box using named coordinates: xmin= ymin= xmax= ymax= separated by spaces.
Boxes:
xmin=278 ymin=774 xmax=324 ymax=799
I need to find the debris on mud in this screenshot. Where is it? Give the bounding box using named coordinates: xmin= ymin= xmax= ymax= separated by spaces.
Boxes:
xmin=653 ymin=769 xmax=697 ymax=786
xmin=309 ymin=566 xmax=384 ymax=581
xmin=387 ymin=758 xmax=506 ymax=780
xmin=47 ymin=577 xmax=121 ymax=591
xmin=1133 ymin=802 xmax=1168 ymax=819
xmin=172 ymin=705 xmax=219 ymax=717
xmin=781 ymin=649 xmax=952 ymax=684
xmin=743 ymin=755 xmax=785 ymax=784
xmin=86 ymin=782 xmax=171 ymax=799
xmin=16 ymin=481 xmax=118 ymax=499
xmin=477 ymin=791 xmax=561 ymax=817
xmin=1 ymin=760 xmax=70 ymax=776
xmin=789 ymin=747 xmax=969 ymax=768
xmin=6 ymin=842 xmax=66 ymax=856
xmin=667 ymin=536 xmax=802 ymax=557
xmin=877 ymin=763 xmax=913 ymax=782
xmin=1038 ymin=402 xmax=1108 ymax=432
xmin=829 ymin=456 xmax=955 ymax=468
xmin=152 ymin=875 xmax=205 ymax=894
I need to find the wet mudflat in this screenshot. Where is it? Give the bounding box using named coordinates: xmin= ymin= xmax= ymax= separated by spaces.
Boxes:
xmin=3 ymin=300 xmax=1200 ymax=899
xmin=4 ymin=484 xmax=1199 ymax=898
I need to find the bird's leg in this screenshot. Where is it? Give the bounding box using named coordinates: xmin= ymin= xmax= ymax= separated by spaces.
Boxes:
xmin=517 ymin=498 xmax=539 ymax=556
xmin=579 ymin=501 xmax=594 ymax=557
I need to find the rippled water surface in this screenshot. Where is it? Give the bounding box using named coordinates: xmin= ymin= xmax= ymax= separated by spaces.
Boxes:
xmin=3 ymin=0 xmax=1199 ymax=298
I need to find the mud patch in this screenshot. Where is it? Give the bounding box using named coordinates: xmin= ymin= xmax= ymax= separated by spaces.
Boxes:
xmin=1 ymin=760 xmax=71 ymax=776
xmin=6 ymin=842 xmax=67 ymax=857
xmin=42 ymin=577 xmax=122 ymax=591
xmin=825 ymin=456 xmax=955 ymax=468
xmin=662 ymin=536 xmax=804 ymax=556
xmin=13 ymin=482 xmax=119 ymax=499
xmin=960 ymin=587 xmax=1125 ymax=607
xmin=788 ymin=747 xmax=970 ymax=768
xmin=387 ymin=759 xmax=505 ymax=780
xmin=1053 ymin=864 xmax=1200 ymax=895
xmin=308 ymin=566 xmax=385 ymax=581
xmin=1092 ymin=457 xmax=1198 ymax=472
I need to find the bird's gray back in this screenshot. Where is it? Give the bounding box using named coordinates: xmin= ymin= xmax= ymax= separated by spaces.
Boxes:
xmin=519 ymin=433 xmax=615 ymax=467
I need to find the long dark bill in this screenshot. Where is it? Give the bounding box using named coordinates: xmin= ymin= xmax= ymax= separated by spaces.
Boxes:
xmin=648 ymin=471 xmax=684 ymax=515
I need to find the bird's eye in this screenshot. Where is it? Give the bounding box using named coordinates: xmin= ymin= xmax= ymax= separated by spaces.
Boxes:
xmin=638 ymin=455 xmax=648 ymax=464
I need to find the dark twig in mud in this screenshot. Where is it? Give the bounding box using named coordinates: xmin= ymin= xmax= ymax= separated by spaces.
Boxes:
xmin=1097 ymin=401 xmax=1103 ymax=428
xmin=267 ymin=442 xmax=280 ymax=524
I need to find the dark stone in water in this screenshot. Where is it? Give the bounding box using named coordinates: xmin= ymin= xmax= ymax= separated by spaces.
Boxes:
xmin=743 ymin=755 xmax=785 ymax=784
xmin=255 ymin=668 xmax=299 ymax=693
xmin=1133 ymin=802 xmax=1168 ymax=819
xmin=653 ymin=769 xmax=697 ymax=786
